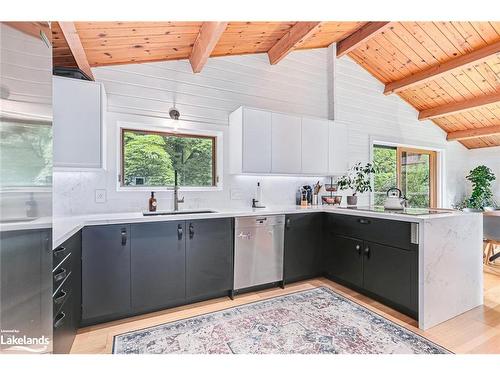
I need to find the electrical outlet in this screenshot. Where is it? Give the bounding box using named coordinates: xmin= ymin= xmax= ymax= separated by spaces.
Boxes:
xmin=230 ymin=188 xmax=244 ymax=200
xmin=95 ymin=189 xmax=106 ymax=203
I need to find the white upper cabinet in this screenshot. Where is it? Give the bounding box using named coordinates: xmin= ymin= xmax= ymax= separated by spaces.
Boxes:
xmin=229 ymin=107 xmax=272 ymax=174
xmin=53 ymin=76 xmax=106 ymax=169
xmin=229 ymin=106 xmax=344 ymax=176
xmin=271 ymin=113 xmax=302 ymax=174
xmin=329 ymin=121 xmax=349 ymax=175
xmin=301 ymin=117 xmax=329 ymax=175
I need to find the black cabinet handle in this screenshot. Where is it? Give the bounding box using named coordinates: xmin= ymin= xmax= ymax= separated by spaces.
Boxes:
xmin=54 ymin=289 xmax=67 ymax=304
xmin=355 ymin=244 xmax=361 ymax=255
xmin=177 ymin=224 xmax=183 ymax=240
xmin=285 ymin=218 xmax=291 ymax=229
xmin=54 ymin=312 xmax=66 ymax=328
xmin=364 ymin=247 xmax=370 ymax=258
xmin=53 ymin=268 xmax=67 ymax=282
xmin=358 ymin=218 xmax=371 ymax=225
xmin=189 ymin=223 xmax=194 ymax=239
xmin=121 ymin=228 xmax=127 ymax=246
xmin=53 ymin=246 xmax=66 ymax=256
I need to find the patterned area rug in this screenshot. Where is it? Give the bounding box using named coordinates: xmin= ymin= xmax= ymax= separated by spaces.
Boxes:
xmin=113 ymin=287 xmax=450 ymax=354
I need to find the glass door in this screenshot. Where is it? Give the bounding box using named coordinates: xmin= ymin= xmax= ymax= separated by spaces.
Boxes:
xmin=397 ymin=147 xmax=437 ymax=208
xmin=373 ymin=145 xmax=437 ymax=208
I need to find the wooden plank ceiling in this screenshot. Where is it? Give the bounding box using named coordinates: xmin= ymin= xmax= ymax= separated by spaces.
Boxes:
xmin=51 ymin=21 xmax=500 ymax=149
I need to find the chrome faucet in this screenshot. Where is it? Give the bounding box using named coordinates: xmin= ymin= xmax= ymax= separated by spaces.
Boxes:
xmin=173 ymin=170 xmax=184 ymax=211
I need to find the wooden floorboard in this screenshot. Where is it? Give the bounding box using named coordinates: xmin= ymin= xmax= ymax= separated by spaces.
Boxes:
xmin=70 ymin=271 xmax=500 ymax=354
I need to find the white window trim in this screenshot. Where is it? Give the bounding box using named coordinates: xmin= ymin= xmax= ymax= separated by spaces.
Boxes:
xmin=369 ymin=136 xmax=446 ymax=208
xmin=116 ymin=120 xmax=223 ymax=192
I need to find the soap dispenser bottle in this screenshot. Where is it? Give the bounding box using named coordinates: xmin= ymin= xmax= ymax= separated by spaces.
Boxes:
xmin=149 ymin=192 xmax=157 ymax=212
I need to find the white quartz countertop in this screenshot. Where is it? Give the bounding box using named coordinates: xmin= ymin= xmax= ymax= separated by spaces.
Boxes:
xmin=52 ymin=205 xmax=475 ymax=249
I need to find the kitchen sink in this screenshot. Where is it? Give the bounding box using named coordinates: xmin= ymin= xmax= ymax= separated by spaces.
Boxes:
xmin=143 ymin=210 xmax=218 ymax=216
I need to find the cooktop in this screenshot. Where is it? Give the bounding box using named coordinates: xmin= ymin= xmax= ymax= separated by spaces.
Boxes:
xmin=335 ymin=206 xmax=453 ymax=216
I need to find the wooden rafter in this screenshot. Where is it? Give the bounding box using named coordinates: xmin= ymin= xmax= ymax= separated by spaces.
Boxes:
xmin=384 ymin=40 xmax=500 ymax=95
xmin=447 ymin=125 xmax=500 ymax=141
xmin=336 ymin=22 xmax=391 ymax=58
xmin=419 ymin=92 xmax=500 ymax=120
xmin=58 ymin=22 xmax=94 ymax=80
xmin=268 ymin=22 xmax=322 ymax=65
xmin=189 ymin=22 xmax=228 ymax=73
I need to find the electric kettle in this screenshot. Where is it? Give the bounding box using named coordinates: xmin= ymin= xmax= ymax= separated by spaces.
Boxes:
xmin=384 ymin=188 xmax=407 ymax=210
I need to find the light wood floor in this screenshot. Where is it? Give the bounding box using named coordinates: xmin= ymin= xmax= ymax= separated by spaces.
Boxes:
xmin=70 ymin=271 xmax=500 ymax=354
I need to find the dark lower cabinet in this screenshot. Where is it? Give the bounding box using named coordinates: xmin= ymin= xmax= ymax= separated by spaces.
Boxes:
xmin=131 ymin=221 xmax=186 ymax=312
xmin=81 ymin=219 xmax=233 ymax=325
xmin=284 ymin=213 xmax=322 ymax=283
xmin=186 ymin=218 xmax=233 ymax=300
xmin=82 ymin=225 xmax=131 ymax=325
xmin=363 ymin=241 xmax=417 ymax=315
xmin=325 ymin=234 xmax=363 ymax=288
xmin=324 ymin=213 xmax=418 ymax=319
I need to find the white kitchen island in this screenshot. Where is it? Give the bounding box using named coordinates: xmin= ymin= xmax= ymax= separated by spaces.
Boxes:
xmin=52 ymin=205 xmax=484 ymax=330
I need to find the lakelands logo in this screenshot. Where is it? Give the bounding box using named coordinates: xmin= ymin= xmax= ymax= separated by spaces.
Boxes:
xmin=1 ymin=329 xmax=50 ymax=353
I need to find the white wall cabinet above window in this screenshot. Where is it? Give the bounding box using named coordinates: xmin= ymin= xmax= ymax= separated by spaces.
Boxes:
xmin=229 ymin=106 xmax=347 ymax=176
xmin=53 ymin=76 xmax=106 ymax=169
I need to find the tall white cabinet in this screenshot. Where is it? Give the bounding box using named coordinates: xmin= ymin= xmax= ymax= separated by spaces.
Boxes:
xmin=229 ymin=106 xmax=348 ymax=176
xmin=53 ymin=76 xmax=106 ymax=169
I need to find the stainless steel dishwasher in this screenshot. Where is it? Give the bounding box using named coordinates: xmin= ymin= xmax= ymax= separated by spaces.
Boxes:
xmin=233 ymin=215 xmax=285 ymax=291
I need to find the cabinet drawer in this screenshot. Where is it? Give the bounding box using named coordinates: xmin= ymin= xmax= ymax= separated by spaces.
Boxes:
xmin=52 ymin=292 xmax=74 ymax=354
xmin=53 ymin=273 xmax=72 ymax=316
xmin=326 ymin=214 xmax=412 ymax=250
xmin=53 ymin=253 xmax=71 ymax=291
xmin=53 ymin=244 xmax=70 ymax=267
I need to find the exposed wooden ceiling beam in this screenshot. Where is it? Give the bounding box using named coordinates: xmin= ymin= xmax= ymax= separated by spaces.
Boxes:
xmin=419 ymin=92 xmax=500 ymax=120
xmin=447 ymin=125 xmax=500 ymax=141
xmin=385 ymin=40 xmax=500 ymax=95
xmin=189 ymin=22 xmax=228 ymax=73
xmin=268 ymin=22 xmax=322 ymax=65
xmin=336 ymin=22 xmax=391 ymax=58
xmin=58 ymin=22 xmax=94 ymax=80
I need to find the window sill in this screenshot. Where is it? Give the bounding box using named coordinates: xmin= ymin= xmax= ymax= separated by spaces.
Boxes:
xmin=116 ymin=185 xmax=223 ymax=193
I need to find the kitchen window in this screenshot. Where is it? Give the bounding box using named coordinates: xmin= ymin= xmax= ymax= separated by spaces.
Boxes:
xmin=0 ymin=120 xmax=52 ymax=188
xmin=120 ymin=128 xmax=217 ymax=188
xmin=373 ymin=144 xmax=437 ymax=208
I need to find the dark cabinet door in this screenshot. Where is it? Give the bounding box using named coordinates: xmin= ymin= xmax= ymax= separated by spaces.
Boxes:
xmin=131 ymin=221 xmax=186 ymax=312
xmin=362 ymin=241 xmax=416 ymax=315
xmin=284 ymin=213 xmax=322 ymax=283
xmin=186 ymin=218 xmax=233 ymax=300
xmin=325 ymin=234 xmax=363 ymax=288
xmin=82 ymin=225 xmax=131 ymax=323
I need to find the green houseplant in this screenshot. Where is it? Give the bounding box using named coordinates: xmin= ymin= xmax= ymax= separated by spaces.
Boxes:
xmin=455 ymin=165 xmax=497 ymax=210
xmin=338 ymin=162 xmax=375 ymax=206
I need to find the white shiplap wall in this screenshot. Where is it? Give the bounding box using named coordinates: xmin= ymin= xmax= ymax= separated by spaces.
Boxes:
xmin=54 ymin=47 xmax=474 ymax=216
xmin=333 ymin=54 xmax=469 ymax=207
xmin=94 ymin=49 xmax=329 ymax=125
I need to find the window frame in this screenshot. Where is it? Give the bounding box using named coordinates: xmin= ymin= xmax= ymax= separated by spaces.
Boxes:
xmin=370 ymin=138 xmax=444 ymax=208
xmin=117 ymin=122 xmax=222 ymax=192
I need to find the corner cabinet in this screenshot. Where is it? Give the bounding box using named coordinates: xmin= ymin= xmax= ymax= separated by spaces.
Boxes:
xmin=53 ymin=76 xmax=106 ymax=169
xmin=324 ymin=214 xmax=418 ymax=318
xmin=229 ymin=106 xmax=347 ymax=176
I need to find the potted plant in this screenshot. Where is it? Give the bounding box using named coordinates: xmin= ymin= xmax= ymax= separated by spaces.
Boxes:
xmin=454 ymin=165 xmax=497 ymax=210
xmin=338 ymin=162 xmax=375 ymax=206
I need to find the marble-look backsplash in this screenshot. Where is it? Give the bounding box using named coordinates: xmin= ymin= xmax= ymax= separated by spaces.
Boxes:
xmin=54 ymin=170 xmax=365 ymax=217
